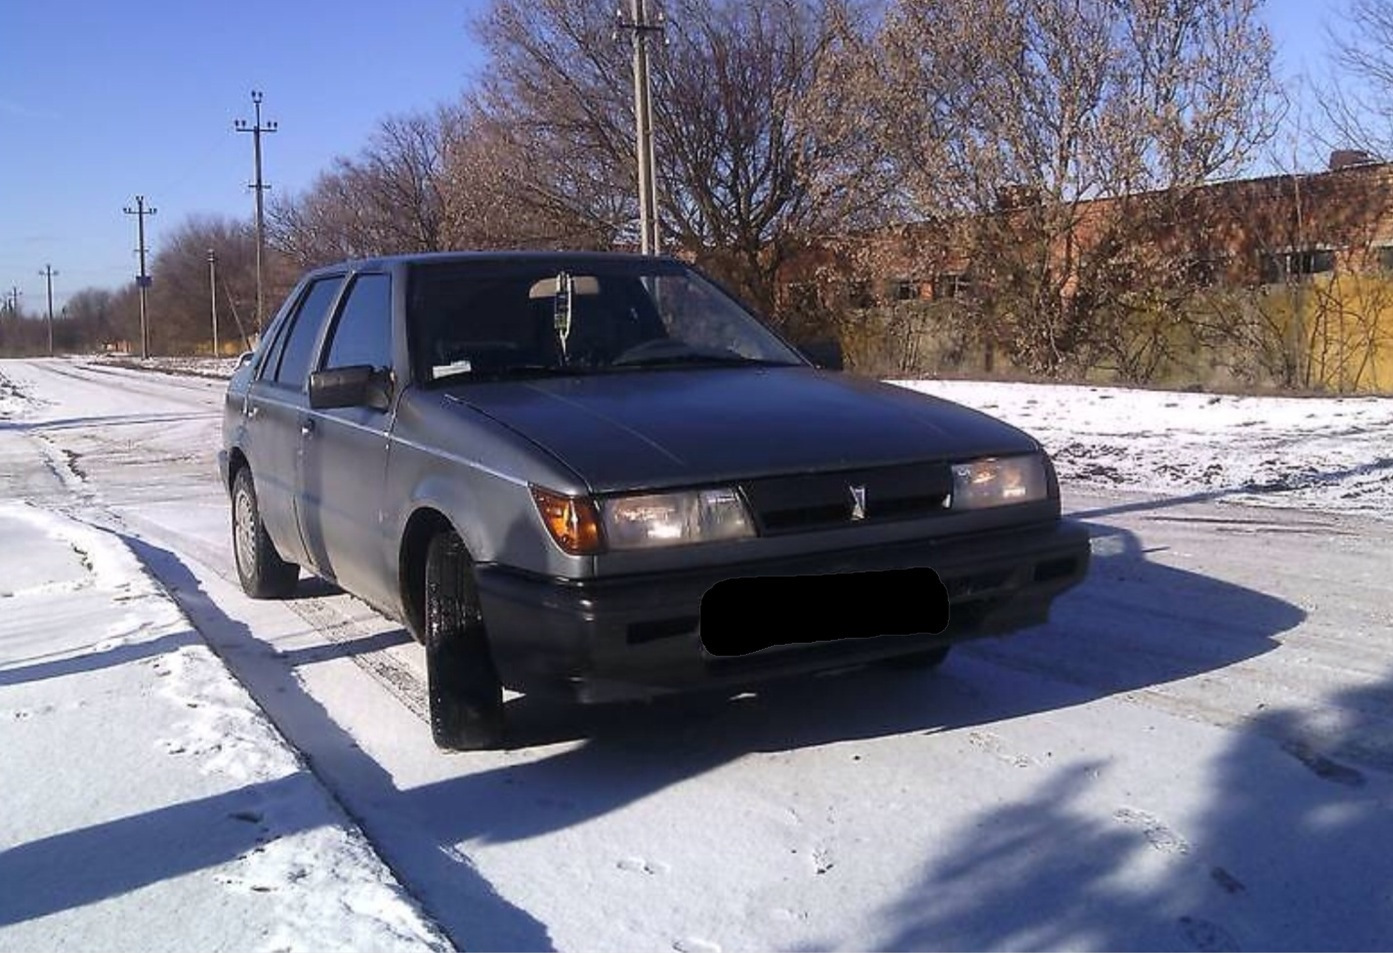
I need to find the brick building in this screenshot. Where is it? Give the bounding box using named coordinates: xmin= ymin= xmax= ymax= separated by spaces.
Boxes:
xmin=778 ymin=157 xmax=1393 ymax=392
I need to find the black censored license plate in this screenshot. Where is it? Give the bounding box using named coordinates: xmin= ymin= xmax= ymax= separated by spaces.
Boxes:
xmin=700 ymin=567 xmax=950 ymax=657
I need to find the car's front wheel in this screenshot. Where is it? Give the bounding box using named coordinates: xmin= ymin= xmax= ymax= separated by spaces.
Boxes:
xmin=231 ymin=466 xmax=299 ymax=599
xmin=425 ymin=530 xmax=505 ymax=750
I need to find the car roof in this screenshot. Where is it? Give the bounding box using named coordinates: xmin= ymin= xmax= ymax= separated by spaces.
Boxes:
xmin=303 ymin=250 xmax=687 ymax=278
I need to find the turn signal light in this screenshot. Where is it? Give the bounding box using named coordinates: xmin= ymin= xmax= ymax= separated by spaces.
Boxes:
xmin=530 ymin=486 xmax=604 ymax=555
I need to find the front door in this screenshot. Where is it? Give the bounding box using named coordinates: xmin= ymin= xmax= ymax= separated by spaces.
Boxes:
xmin=297 ymin=272 xmax=396 ymax=609
xmin=243 ymin=275 xmax=343 ymax=567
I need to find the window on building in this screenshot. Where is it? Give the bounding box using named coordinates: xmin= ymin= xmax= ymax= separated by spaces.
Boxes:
xmin=932 ymin=273 xmax=971 ymax=301
xmin=1259 ymin=248 xmax=1336 ymax=285
xmin=1377 ymin=245 xmax=1393 ymax=273
xmin=1184 ymin=254 xmax=1228 ymax=288
xmin=846 ymin=279 xmax=874 ymax=309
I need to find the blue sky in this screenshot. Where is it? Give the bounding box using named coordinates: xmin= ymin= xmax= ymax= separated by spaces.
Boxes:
xmin=0 ymin=0 xmax=1343 ymax=312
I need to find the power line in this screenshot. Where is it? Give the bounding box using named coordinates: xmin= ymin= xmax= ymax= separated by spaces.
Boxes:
xmin=122 ymin=195 xmax=157 ymax=360
xmin=39 ymin=264 xmax=57 ymax=356
xmin=235 ymin=90 xmax=277 ymax=337
xmin=617 ymin=0 xmax=664 ymax=255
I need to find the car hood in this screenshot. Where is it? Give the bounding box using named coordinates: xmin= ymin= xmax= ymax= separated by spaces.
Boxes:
xmin=443 ymin=367 xmax=1039 ymax=493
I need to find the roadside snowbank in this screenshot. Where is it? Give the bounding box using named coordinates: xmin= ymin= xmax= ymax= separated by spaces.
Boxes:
xmin=895 ymin=379 xmax=1393 ymax=521
xmin=0 ymin=501 xmax=449 ymax=952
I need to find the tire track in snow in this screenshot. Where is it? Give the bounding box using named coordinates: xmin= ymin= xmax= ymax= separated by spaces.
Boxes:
xmin=29 ymin=401 xmax=434 ymax=733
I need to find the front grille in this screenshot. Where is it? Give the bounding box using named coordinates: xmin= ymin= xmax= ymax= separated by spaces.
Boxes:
xmin=740 ymin=462 xmax=951 ymax=534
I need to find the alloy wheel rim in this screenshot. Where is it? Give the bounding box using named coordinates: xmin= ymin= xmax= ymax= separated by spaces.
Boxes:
xmin=233 ymin=485 xmax=256 ymax=572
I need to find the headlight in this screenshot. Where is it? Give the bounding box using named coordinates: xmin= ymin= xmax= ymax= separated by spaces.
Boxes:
xmin=602 ymin=487 xmax=754 ymax=550
xmin=950 ymin=454 xmax=1049 ymax=509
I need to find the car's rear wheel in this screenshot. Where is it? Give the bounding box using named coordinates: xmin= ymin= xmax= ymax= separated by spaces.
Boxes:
xmin=425 ymin=530 xmax=505 ymax=750
xmin=882 ymin=644 xmax=952 ymax=670
xmin=231 ymin=466 xmax=299 ymax=599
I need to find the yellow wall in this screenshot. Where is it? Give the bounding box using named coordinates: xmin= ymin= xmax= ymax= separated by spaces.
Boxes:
xmin=1301 ymin=274 xmax=1393 ymax=393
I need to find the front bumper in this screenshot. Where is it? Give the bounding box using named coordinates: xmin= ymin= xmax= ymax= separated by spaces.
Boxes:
xmin=475 ymin=519 xmax=1090 ymax=701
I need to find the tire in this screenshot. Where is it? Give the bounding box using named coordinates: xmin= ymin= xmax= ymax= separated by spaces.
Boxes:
xmin=231 ymin=467 xmax=299 ymax=599
xmin=425 ymin=531 xmax=505 ymax=750
xmin=881 ymin=644 xmax=952 ymax=670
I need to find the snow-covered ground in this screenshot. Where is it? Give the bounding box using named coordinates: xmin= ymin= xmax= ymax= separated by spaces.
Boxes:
xmin=0 ymin=364 xmax=447 ymax=951
xmin=2 ymin=356 xmax=1392 ymax=952
xmin=895 ymin=379 xmax=1393 ymax=521
xmin=0 ymin=504 xmax=448 ymax=948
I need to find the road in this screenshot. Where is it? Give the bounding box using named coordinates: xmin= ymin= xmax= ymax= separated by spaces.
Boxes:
xmin=3 ymin=357 xmax=1391 ymax=951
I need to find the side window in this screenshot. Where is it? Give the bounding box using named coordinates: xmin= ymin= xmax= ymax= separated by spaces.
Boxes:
xmin=323 ymin=274 xmax=393 ymax=371
xmin=254 ymin=307 xmax=296 ymax=380
xmin=272 ymin=278 xmax=342 ymax=389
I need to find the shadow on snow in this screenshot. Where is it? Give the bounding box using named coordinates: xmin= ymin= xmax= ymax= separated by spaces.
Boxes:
xmin=0 ymin=513 xmax=1308 ymax=950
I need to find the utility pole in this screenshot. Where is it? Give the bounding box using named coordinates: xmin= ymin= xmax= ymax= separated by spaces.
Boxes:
xmin=123 ymin=195 xmax=157 ymax=360
xmin=235 ymin=90 xmax=277 ymax=338
xmin=4 ymin=286 xmax=20 ymax=316
xmin=617 ymin=0 xmax=664 ymax=255
xmin=207 ymin=248 xmax=220 ymax=357
xmin=39 ymin=264 xmax=57 ymax=356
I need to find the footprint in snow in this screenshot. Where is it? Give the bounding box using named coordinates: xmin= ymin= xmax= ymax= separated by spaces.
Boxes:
xmin=1280 ymin=739 xmax=1366 ymax=788
xmin=1209 ymin=866 xmax=1246 ymax=895
xmin=617 ymin=856 xmax=670 ymax=875
xmin=968 ymin=730 xmax=1035 ymax=768
xmin=673 ymin=939 xmax=721 ymax=953
xmin=1178 ymin=915 xmax=1239 ymax=952
xmin=1114 ymin=807 xmax=1190 ymax=854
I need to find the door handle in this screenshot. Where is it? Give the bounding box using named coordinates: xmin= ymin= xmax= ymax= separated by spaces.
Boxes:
xmin=301 ymin=417 xmax=316 ymax=437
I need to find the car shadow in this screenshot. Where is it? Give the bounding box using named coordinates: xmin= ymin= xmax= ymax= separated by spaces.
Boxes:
xmin=0 ymin=516 xmax=1302 ymax=950
xmin=809 ymin=669 xmax=1393 ymax=952
xmin=498 ymin=515 xmax=1303 ymax=752
xmin=281 ymin=574 xmax=343 ymax=600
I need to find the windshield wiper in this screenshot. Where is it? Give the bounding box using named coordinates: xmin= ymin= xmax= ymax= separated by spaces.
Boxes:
xmin=610 ymin=353 xmax=797 ymax=369
xmin=436 ymin=363 xmax=588 ymax=383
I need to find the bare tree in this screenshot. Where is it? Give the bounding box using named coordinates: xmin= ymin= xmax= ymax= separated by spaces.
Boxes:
xmin=138 ymin=215 xmax=270 ymax=353
xmin=440 ymin=102 xmax=625 ymax=251
xmin=465 ymin=0 xmax=885 ymax=317
xmin=271 ymin=107 xmax=461 ymax=269
xmin=1322 ymin=0 xmax=1393 ymax=157
xmin=854 ymin=0 xmax=1282 ymax=377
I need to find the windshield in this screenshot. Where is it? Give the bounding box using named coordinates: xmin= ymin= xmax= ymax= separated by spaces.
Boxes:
xmin=407 ymin=257 xmax=805 ymax=384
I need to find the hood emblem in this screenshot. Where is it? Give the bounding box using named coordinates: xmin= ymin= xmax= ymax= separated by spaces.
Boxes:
xmin=849 ymin=484 xmax=867 ymax=521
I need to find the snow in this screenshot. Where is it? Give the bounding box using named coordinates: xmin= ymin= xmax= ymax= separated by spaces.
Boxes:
xmin=2 ymin=355 xmax=1392 ymax=952
xmin=893 ymin=379 xmax=1393 ymax=520
xmin=0 ymin=482 xmax=448 ymax=945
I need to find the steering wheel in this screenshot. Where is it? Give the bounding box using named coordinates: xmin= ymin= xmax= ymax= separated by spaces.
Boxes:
xmin=611 ymin=337 xmax=697 ymax=366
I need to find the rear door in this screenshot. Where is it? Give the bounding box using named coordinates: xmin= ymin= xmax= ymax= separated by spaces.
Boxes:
xmin=296 ymin=271 xmax=397 ymax=607
xmin=242 ymin=275 xmax=344 ymax=566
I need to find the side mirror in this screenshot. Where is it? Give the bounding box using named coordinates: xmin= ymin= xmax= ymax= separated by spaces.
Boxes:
xmin=799 ymin=339 xmax=845 ymax=371
xmin=308 ymin=365 xmax=391 ymax=411
xmin=236 ymin=351 xmax=255 ymax=369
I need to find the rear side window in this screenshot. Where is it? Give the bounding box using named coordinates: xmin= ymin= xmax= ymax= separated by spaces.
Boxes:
xmin=272 ymin=277 xmax=342 ymax=389
xmin=323 ymin=274 xmax=392 ymax=371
